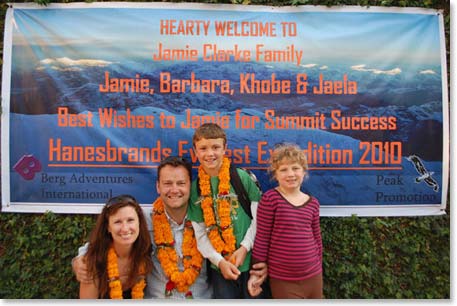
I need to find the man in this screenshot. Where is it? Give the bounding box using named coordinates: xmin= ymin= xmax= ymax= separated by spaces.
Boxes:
xmin=73 ymin=156 xmax=267 ymax=299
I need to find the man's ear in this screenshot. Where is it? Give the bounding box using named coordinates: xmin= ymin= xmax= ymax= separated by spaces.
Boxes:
xmin=156 ymin=181 xmax=160 ymax=195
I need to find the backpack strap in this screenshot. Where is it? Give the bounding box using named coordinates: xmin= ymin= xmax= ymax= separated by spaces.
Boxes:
xmin=229 ymin=164 xmax=253 ymax=219
xmin=196 ymin=176 xmax=201 ymax=197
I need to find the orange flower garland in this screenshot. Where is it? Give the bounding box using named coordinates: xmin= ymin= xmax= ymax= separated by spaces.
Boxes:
xmin=152 ymin=198 xmax=203 ymax=295
xmin=107 ymin=246 xmax=146 ymax=299
xmin=198 ymin=157 xmax=236 ymax=258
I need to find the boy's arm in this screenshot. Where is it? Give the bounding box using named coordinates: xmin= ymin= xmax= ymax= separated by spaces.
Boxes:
xmin=240 ymin=201 xmax=258 ymax=251
xmin=192 ymin=221 xmax=242 ymax=280
xmin=191 ymin=221 xmax=224 ymax=267
xmin=237 ymin=168 xmax=262 ymax=251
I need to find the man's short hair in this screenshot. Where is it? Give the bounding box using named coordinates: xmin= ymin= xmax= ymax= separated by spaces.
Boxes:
xmin=157 ymin=156 xmax=192 ymax=181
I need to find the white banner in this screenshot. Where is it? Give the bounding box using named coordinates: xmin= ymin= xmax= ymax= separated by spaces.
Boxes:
xmin=1 ymin=3 xmax=449 ymax=216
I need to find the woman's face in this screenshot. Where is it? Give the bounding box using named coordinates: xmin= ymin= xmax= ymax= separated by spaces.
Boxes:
xmin=108 ymin=206 xmax=140 ymax=246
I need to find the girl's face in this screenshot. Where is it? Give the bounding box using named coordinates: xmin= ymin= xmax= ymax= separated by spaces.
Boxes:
xmin=275 ymin=160 xmax=306 ymax=192
xmin=108 ymin=206 xmax=140 ymax=247
xmin=194 ymin=137 xmax=226 ymax=176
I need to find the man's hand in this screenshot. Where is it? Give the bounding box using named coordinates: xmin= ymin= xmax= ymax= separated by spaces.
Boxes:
xmin=249 ymin=262 xmax=268 ymax=285
xmin=218 ymin=258 xmax=241 ymax=280
xmin=72 ymin=255 xmax=91 ymax=284
xmin=247 ymin=274 xmax=263 ymax=297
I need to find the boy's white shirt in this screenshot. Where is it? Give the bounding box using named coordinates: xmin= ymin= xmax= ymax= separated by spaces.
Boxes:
xmin=192 ymin=201 xmax=258 ymax=267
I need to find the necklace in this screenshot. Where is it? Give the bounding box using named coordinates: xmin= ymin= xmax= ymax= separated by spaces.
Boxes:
xmin=198 ymin=157 xmax=236 ymax=258
xmin=152 ymin=198 xmax=203 ymax=296
xmin=107 ymin=246 xmax=146 ymax=299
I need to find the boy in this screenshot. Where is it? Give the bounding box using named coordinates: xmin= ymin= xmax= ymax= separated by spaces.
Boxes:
xmin=188 ymin=123 xmax=268 ymax=298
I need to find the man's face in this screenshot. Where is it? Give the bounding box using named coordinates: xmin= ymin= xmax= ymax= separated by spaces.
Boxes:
xmin=156 ymin=165 xmax=191 ymax=211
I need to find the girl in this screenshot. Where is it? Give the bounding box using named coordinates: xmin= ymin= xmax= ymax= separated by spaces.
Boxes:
xmin=249 ymin=143 xmax=323 ymax=299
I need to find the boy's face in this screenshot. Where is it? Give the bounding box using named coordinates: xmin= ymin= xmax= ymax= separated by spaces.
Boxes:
xmin=194 ymin=137 xmax=227 ymax=176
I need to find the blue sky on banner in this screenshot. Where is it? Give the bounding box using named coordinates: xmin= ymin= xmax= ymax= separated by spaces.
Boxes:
xmin=12 ymin=8 xmax=441 ymax=66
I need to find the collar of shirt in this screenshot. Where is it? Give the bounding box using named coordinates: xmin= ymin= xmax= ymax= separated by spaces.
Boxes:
xmin=163 ymin=208 xmax=187 ymax=231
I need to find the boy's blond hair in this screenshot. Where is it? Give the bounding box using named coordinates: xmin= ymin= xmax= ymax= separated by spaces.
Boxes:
xmin=269 ymin=143 xmax=308 ymax=178
xmin=192 ymin=123 xmax=227 ymax=147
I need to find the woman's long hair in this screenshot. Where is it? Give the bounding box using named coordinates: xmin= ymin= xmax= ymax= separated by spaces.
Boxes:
xmin=84 ymin=195 xmax=152 ymax=298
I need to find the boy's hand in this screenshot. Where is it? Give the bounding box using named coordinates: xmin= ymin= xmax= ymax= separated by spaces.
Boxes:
xmin=228 ymin=246 xmax=248 ymax=267
xmin=247 ymin=274 xmax=263 ymax=297
xmin=218 ymin=259 xmax=241 ymax=280
xmin=72 ymin=256 xmax=91 ymax=284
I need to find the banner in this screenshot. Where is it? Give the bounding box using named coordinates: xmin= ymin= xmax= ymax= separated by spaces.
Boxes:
xmin=1 ymin=3 xmax=448 ymax=216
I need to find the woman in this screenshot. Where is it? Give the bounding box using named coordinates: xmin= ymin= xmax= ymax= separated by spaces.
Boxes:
xmin=80 ymin=194 xmax=153 ymax=299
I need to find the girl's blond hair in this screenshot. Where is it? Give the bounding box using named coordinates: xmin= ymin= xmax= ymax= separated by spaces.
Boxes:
xmin=268 ymin=143 xmax=308 ymax=179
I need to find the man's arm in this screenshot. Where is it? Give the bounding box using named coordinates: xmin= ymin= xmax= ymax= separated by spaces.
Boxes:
xmin=72 ymin=242 xmax=91 ymax=283
xmin=79 ymin=279 xmax=98 ymax=298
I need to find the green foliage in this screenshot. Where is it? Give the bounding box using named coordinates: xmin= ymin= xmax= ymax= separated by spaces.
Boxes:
xmin=0 ymin=212 xmax=449 ymax=298
xmin=0 ymin=212 xmax=96 ymax=298
xmin=321 ymin=215 xmax=450 ymax=298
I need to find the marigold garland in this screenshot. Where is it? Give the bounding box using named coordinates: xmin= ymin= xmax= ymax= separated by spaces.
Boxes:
xmin=198 ymin=157 xmax=236 ymax=258
xmin=152 ymin=198 xmax=203 ymax=296
xmin=107 ymin=246 xmax=146 ymax=299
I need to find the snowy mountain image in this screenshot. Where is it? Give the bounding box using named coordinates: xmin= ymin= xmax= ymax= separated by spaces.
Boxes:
xmin=5 ymin=6 xmax=446 ymax=209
